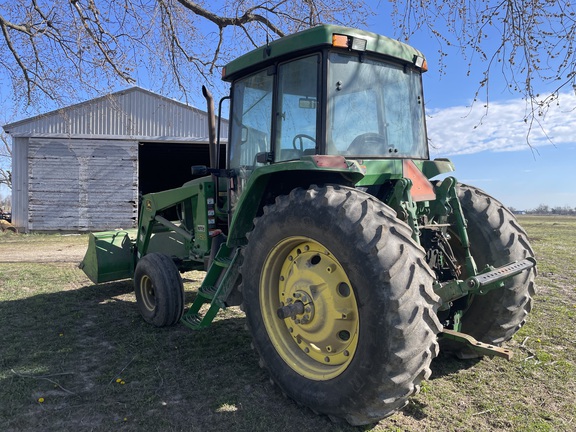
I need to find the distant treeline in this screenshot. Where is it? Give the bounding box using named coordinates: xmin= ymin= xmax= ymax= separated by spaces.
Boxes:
xmin=510 ymin=205 xmax=576 ymax=215
xmin=0 ymin=195 xmax=10 ymax=212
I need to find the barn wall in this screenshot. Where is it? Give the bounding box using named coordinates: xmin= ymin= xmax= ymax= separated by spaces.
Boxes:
xmin=11 ymin=137 xmax=29 ymax=231
xmin=28 ymin=138 xmax=138 ymax=231
xmin=3 ymin=87 xmax=227 ymax=232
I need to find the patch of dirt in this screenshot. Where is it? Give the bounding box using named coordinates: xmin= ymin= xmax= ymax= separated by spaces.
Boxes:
xmin=0 ymin=242 xmax=87 ymax=263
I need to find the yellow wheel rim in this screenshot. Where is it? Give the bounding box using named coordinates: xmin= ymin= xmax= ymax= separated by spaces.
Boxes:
xmin=260 ymin=237 xmax=359 ymax=380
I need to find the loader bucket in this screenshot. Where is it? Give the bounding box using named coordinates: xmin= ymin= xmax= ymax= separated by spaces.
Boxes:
xmin=79 ymin=230 xmax=136 ymax=284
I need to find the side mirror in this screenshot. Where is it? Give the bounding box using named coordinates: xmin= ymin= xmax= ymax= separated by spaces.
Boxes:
xmin=191 ymin=165 xmax=208 ymax=176
xmin=256 ymin=152 xmax=273 ymax=164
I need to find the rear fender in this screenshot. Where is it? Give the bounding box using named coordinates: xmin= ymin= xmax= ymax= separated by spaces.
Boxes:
xmin=415 ymin=158 xmax=456 ymax=179
xmin=227 ymin=156 xmax=365 ymax=246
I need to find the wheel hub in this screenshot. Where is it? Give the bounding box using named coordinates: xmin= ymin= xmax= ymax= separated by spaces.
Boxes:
xmin=139 ymin=275 xmax=156 ymax=312
xmin=277 ymin=291 xmax=315 ymax=324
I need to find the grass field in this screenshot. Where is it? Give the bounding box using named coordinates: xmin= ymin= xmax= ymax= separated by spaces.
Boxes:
xmin=0 ymin=216 xmax=574 ymax=431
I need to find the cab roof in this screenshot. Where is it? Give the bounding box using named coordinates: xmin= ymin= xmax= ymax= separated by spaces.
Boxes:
xmin=222 ymin=24 xmax=426 ymax=82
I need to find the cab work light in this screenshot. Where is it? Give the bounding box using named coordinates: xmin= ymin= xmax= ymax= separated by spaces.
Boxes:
xmin=413 ymin=55 xmax=428 ymax=72
xmin=332 ymin=34 xmax=367 ymax=52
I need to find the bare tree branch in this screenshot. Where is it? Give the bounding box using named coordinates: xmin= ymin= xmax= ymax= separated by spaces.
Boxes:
xmin=0 ymin=0 xmax=371 ymax=110
xmin=68 ymin=0 xmax=135 ymax=84
xmin=0 ymin=132 xmax=12 ymax=189
xmin=389 ymin=0 xmax=576 ymax=122
xmin=175 ymin=0 xmax=286 ymax=37
xmin=0 ymin=13 xmax=51 ymax=102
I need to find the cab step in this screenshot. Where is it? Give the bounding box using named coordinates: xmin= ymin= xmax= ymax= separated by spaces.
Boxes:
xmin=473 ymin=257 xmax=536 ymax=288
xmin=198 ymin=285 xmax=218 ymax=300
xmin=181 ymin=244 xmax=240 ymax=330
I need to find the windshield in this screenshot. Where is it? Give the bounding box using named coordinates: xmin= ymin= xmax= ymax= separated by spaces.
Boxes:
xmin=327 ymin=52 xmax=428 ymax=159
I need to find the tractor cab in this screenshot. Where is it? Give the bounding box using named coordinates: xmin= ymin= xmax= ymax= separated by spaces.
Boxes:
xmin=222 ymin=25 xmax=430 ymax=204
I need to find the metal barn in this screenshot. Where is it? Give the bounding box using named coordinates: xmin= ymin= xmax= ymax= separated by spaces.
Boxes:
xmin=3 ymin=87 xmax=228 ymax=233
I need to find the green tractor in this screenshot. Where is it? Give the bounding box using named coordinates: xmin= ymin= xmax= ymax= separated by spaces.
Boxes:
xmin=80 ymin=25 xmax=536 ymax=426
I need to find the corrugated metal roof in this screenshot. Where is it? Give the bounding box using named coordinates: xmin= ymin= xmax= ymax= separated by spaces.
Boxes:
xmin=3 ymin=87 xmax=228 ymax=140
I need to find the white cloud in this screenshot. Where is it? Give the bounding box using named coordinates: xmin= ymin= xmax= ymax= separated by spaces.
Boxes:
xmin=426 ymin=91 xmax=576 ymax=157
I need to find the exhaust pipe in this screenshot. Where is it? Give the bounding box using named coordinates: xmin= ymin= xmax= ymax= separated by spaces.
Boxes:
xmin=202 ymin=85 xmax=217 ymax=169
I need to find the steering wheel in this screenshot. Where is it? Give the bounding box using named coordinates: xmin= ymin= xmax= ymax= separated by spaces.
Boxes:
xmin=347 ymin=133 xmax=387 ymax=155
xmin=292 ymin=134 xmax=316 ymax=151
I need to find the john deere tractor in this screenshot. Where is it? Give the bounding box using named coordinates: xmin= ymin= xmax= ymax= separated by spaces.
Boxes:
xmin=80 ymin=25 xmax=536 ymax=425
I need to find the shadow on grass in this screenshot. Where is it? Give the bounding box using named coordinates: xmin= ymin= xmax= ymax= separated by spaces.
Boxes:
xmin=429 ymin=352 xmax=482 ymax=380
xmin=399 ymin=351 xmax=482 ymax=422
xmin=0 ymin=281 xmax=356 ymax=432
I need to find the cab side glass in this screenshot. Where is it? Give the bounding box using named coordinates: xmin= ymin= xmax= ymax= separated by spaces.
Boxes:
xmin=275 ymin=55 xmax=319 ymax=162
xmin=228 ymin=70 xmax=274 ymax=206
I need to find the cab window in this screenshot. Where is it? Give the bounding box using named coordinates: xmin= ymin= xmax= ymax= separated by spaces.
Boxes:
xmin=275 ymin=55 xmax=319 ymax=162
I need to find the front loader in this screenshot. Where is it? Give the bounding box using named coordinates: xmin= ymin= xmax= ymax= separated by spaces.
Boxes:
xmin=80 ymin=25 xmax=536 ymax=426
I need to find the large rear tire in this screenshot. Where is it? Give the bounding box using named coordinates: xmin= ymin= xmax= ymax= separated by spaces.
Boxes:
xmin=134 ymin=253 xmax=184 ymax=327
xmin=448 ymin=184 xmax=536 ymax=348
xmin=241 ymin=185 xmax=441 ymax=425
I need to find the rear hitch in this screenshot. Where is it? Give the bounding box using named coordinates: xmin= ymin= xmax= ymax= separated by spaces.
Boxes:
xmin=440 ymin=329 xmax=513 ymax=360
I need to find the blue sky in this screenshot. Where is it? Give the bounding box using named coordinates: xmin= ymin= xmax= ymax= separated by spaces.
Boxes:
xmin=423 ymin=82 xmax=576 ymax=212
xmin=425 ymin=95 xmax=576 ymax=210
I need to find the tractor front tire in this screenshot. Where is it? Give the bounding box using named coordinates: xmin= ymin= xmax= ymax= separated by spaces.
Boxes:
xmin=450 ymin=184 xmax=536 ymax=348
xmin=134 ymin=253 xmax=184 ymax=327
xmin=241 ymin=185 xmax=441 ymax=426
